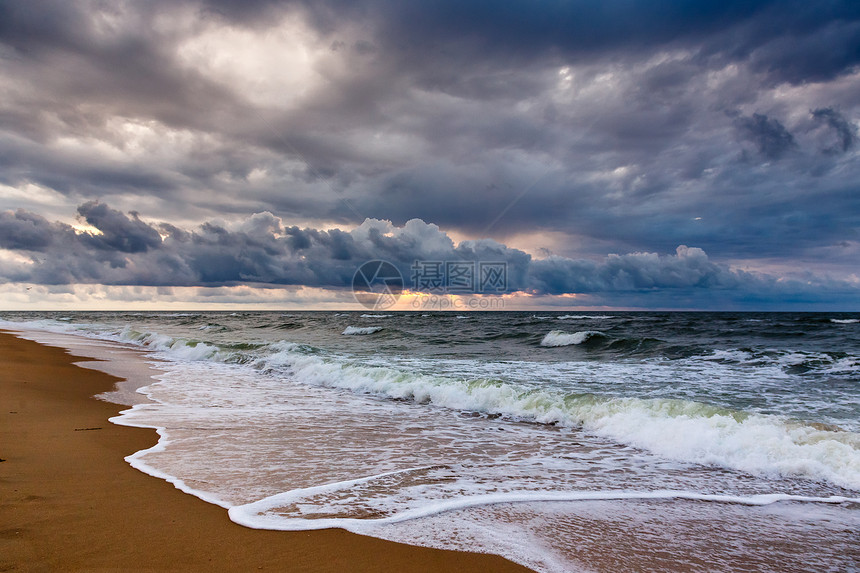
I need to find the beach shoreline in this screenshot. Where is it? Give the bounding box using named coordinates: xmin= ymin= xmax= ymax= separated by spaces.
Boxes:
xmin=0 ymin=330 xmax=533 ymax=572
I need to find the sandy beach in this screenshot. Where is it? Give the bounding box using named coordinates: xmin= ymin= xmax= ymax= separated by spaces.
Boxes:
xmin=0 ymin=331 xmax=532 ymax=572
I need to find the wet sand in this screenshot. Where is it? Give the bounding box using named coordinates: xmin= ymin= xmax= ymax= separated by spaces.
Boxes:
xmin=0 ymin=331 xmax=532 ymax=572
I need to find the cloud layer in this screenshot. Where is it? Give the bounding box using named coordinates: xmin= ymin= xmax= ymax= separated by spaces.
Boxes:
xmin=1 ymin=204 xmax=856 ymax=308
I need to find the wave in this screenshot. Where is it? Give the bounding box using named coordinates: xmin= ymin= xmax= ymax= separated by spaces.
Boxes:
xmin=229 ymin=478 xmax=860 ymax=530
xmin=118 ymin=326 xmax=230 ymax=361
xmin=360 ymin=314 xmax=392 ymax=318
xmin=485 ymin=331 xmax=533 ymax=341
xmin=109 ymin=412 xmax=232 ymax=509
xmin=257 ymin=343 xmax=860 ymax=490
xmin=342 ymin=326 xmax=383 ymax=335
xmin=196 ymin=323 xmax=231 ymax=333
xmin=558 ymin=315 xmax=615 ymax=320
xmin=831 ymin=319 xmax=859 ymax=324
xmin=540 ymin=330 xmax=605 ymax=347
xmin=6 ymin=317 xmax=860 ymax=491
xmin=251 ymin=320 xmax=306 ymax=330
xmin=702 ymin=348 xmax=860 ymax=375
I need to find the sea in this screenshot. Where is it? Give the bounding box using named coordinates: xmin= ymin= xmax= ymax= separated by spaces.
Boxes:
xmin=2 ymin=311 xmax=859 ymax=572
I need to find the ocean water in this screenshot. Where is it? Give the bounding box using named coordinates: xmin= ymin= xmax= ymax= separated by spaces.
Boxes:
xmin=2 ymin=311 xmax=859 ymax=572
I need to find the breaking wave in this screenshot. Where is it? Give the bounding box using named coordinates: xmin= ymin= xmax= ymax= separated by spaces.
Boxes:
xmin=540 ymin=330 xmax=606 ymax=347
xmin=343 ymin=326 xmax=384 ymax=335
xmin=254 ymin=342 xmax=860 ymax=490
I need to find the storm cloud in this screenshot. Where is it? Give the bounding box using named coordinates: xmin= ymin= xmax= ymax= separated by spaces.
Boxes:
xmin=734 ymin=113 xmax=797 ymax=159
xmin=811 ymin=107 xmax=858 ymax=153
xmin=0 ymin=1 xmax=858 ymax=308
xmin=0 ymin=204 xmax=855 ymax=308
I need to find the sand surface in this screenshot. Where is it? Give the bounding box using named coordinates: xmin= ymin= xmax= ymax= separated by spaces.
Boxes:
xmin=0 ymin=331 xmax=533 ymax=572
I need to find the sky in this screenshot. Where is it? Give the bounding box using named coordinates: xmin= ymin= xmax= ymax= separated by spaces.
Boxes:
xmin=0 ymin=0 xmax=858 ymax=310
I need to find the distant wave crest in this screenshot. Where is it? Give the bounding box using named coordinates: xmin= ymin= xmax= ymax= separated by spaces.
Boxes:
xmin=540 ymin=330 xmax=605 ymax=347
xmin=343 ymin=326 xmax=383 ymax=335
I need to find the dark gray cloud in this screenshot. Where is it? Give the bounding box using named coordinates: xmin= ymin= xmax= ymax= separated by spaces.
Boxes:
xmin=77 ymin=201 xmax=163 ymax=253
xmin=811 ymin=107 xmax=858 ymax=153
xmin=0 ymin=204 xmax=856 ymax=309
xmin=0 ymin=209 xmax=73 ymax=251
xmin=742 ymin=16 xmax=860 ymax=85
xmin=0 ymin=0 xmax=859 ymax=307
xmin=295 ymin=0 xmax=859 ymax=86
xmin=734 ymin=113 xmax=797 ymax=159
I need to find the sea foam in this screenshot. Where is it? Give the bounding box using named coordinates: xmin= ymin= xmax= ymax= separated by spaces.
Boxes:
xmin=230 ymin=484 xmax=859 ymax=530
xmin=258 ymin=343 xmax=860 ymax=490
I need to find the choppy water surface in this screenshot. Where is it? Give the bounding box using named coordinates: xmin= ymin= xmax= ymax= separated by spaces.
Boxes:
xmin=3 ymin=311 xmax=859 ymax=572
